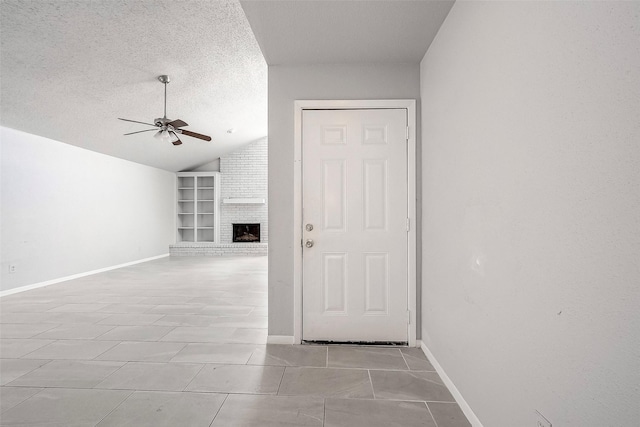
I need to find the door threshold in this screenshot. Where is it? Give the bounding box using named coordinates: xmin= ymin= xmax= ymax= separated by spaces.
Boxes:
xmin=303 ymin=340 xmax=408 ymax=347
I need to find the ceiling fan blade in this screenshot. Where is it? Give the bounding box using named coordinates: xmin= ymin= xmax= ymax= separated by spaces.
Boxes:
xmin=168 ymin=119 xmax=188 ymax=128
xmin=180 ymin=129 xmax=212 ymax=141
xmin=118 ymin=118 xmax=158 ymax=127
xmin=172 ymin=136 xmax=183 ymax=146
xmin=124 ymin=128 xmax=158 ymax=136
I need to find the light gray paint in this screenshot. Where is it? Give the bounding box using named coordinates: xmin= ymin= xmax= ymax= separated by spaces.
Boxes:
xmin=1 ymin=127 xmax=175 ymax=292
xmin=268 ymin=64 xmax=420 ymax=335
xmin=0 ymin=0 xmax=266 ymax=172
xmin=240 ymin=0 xmax=454 ymax=65
xmin=420 ymin=2 xmax=640 ymax=426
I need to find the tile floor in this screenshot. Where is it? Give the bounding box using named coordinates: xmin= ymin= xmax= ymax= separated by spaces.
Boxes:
xmin=0 ymin=256 xmax=471 ymax=427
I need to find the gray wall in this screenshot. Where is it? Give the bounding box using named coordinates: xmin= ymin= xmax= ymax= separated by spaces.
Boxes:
xmin=420 ymin=2 xmax=640 ymax=426
xmin=1 ymin=127 xmax=175 ymax=292
xmin=268 ymin=63 xmax=420 ymax=335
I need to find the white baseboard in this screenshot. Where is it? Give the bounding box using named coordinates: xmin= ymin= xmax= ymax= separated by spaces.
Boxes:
xmin=267 ymin=335 xmax=295 ymax=344
xmin=420 ymin=341 xmax=484 ymax=427
xmin=0 ymin=254 xmax=170 ymax=298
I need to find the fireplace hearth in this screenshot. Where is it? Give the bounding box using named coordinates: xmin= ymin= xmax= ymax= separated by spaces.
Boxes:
xmin=232 ymin=223 xmax=260 ymax=243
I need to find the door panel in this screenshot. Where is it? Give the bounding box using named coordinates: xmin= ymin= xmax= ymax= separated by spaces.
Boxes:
xmin=302 ymin=108 xmax=408 ymax=342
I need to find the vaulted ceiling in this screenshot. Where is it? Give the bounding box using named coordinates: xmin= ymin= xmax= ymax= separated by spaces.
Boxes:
xmin=1 ymin=1 xmax=453 ymax=172
xmin=0 ymin=0 xmax=267 ymax=172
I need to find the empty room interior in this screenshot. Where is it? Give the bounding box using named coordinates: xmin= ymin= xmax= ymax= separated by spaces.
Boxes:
xmin=0 ymin=1 xmax=638 ymax=426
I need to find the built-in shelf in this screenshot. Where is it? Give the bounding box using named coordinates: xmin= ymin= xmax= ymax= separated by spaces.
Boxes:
xmin=222 ymin=198 xmax=266 ymax=205
xmin=176 ymin=172 xmax=220 ymax=244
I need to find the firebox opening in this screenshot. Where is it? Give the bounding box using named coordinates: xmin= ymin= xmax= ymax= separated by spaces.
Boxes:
xmin=232 ymin=223 xmax=260 ymax=243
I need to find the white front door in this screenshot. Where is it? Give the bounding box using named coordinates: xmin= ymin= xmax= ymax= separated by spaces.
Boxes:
xmin=302 ymin=108 xmax=408 ymax=343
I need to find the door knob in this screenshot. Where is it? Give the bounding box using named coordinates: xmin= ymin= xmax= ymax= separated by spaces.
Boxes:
xmin=305 ymin=223 xmax=314 ymax=232
xmin=305 ymin=239 xmax=314 ymax=248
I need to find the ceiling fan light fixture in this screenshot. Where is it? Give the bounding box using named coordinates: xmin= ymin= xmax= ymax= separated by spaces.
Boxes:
xmin=153 ymin=129 xmax=172 ymax=143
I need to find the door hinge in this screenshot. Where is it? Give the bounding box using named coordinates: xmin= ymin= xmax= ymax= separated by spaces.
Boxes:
xmin=407 ymin=310 xmax=411 ymax=324
xmin=406 ymin=218 xmax=410 ymax=232
xmin=406 ymin=126 xmax=410 ymax=141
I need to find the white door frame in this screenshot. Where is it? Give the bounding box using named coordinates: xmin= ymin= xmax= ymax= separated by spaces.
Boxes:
xmin=293 ymin=99 xmax=417 ymax=347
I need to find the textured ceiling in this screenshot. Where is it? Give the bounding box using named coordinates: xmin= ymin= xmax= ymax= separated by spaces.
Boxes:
xmin=0 ymin=0 xmax=267 ymax=172
xmin=1 ymin=1 xmax=454 ymax=172
xmin=240 ymin=0 xmax=455 ymax=65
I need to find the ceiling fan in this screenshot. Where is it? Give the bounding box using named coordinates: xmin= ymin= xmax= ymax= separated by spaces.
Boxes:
xmin=118 ymin=75 xmax=212 ymax=146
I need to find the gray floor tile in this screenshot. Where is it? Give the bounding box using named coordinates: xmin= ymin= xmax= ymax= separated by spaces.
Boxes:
xmin=427 ymin=402 xmax=472 ymax=427
xmin=0 ymin=338 xmax=54 ymax=358
xmin=251 ymin=307 xmax=268 ymax=316
xmin=278 ymin=367 xmax=374 ymax=399
xmin=401 ymin=348 xmax=436 ymax=371
xmin=0 ymin=323 xmax=58 ymax=339
xmin=229 ymin=327 xmax=268 ymax=344
xmin=7 ymin=360 xmax=125 ymax=388
xmin=96 ymin=325 xmax=175 ymax=341
xmin=21 ymin=340 xmax=118 ymax=360
xmin=43 ymin=312 xmax=112 ymax=324
xmin=185 ymin=364 xmax=284 ymax=394
xmin=34 ymin=323 xmax=116 ymax=340
xmin=0 ymin=303 xmax=62 ymax=313
xmin=96 ymin=362 xmax=203 ymax=391
xmin=206 ymin=315 xmax=268 ymax=328
xmin=147 ymin=304 xmax=205 ymax=315
xmin=95 ymin=341 xmax=186 ymax=362
xmin=0 ymin=359 xmax=50 ymax=385
xmin=96 ymin=391 xmax=226 ymax=427
xmin=211 ymin=394 xmax=323 ymax=426
xmin=325 ymin=398 xmax=436 ymax=427
xmin=154 ymin=314 xmax=222 ymax=327
xmin=328 ymin=346 xmax=408 ymax=370
xmin=160 ymin=326 xmax=266 ymax=344
xmin=137 ymin=296 xmax=196 ymax=305
xmin=0 ymin=387 xmax=43 ymax=413
xmin=97 ymin=313 xmax=165 ymax=326
xmin=95 ymin=296 xmax=147 ymax=304
xmin=370 ymin=370 xmax=455 ymax=402
xmin=199 ymin=305 xmax=255 ymax=316
xmin=47 ymin=303 xmax=110 ymax=313
xmin=0 ymin=257 xmax=463 ymax=426
xmin=171 ymin=343 xmax=258 ymax=364
xmin=248 ymin=344 xmax=327 ymax=367
xmin=159 ymin=326 xmax=237 ymax=343
xmin=215 ymin=297 xmax=267 ymax=307
xmin=98 ymin=304 xmax=155 ymax=314
xmin=0 ymin=387 xmax=131 ymax=426
xmin=0 ymin=312 xmax=53 ymax=324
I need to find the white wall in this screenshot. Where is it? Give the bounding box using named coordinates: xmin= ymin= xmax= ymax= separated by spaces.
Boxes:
xmin=420 ymin=2 xmax=640 ymax=426
xmin=1 ymin=127 xmax=175 ymax=292
xmin=268 ymin=63 xmax=420 ymax=336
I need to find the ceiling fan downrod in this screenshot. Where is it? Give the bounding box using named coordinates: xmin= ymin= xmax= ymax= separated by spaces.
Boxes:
xmin=158 ymin=75 xmax=170 ymax=120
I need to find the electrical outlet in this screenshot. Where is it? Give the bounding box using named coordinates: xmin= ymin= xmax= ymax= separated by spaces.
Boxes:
xmin=535 ymin=410 xmax=552 ymax=427
xmin=9 ymin=264 xmax=17 ymax=274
